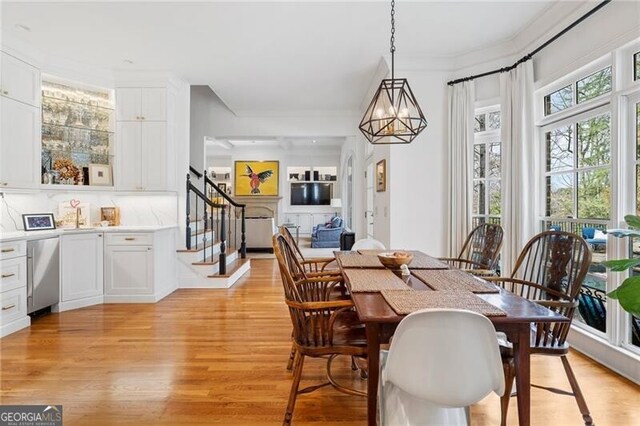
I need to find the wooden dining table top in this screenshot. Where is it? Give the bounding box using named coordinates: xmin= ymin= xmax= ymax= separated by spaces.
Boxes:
xmin=336 ymin=251 xmax=570 ymax=325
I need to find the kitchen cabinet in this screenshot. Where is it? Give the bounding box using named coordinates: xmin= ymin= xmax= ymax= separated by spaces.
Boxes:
xmin=0 ymin=96 xmax=39 ymax=188
xmin=116 ymin=88 xmax=166 ymax=121
xmin=103 ymin=229 xmax=176 ymax=302
xmin=105 ymin=244 xmax=154 ymax=295
xmin=59 ymin=233 xmax=104 ymax=311
xmin=0 ymin=238 xmax=29 ymax=338
xmin=116 ymin=121 xmax=167 ymax=190
xmin=0 ymin=52 xmax=40 ymax=107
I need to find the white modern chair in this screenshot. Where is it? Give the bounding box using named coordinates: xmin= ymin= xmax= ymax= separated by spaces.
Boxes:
xmin=351 ymin=238 xmax=386 ymax=251
xmin=379 ymin=309 xmax=505 ymax=425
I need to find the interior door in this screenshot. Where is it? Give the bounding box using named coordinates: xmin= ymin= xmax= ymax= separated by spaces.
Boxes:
xmin=366 ymin=162 xmax=374 ymax=238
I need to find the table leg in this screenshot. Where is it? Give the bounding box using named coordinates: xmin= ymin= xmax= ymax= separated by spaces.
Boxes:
xmin=512 ymin=324 xmax=531 ymax=426
xmin=366 ymin=322 xmax=380 ymax=426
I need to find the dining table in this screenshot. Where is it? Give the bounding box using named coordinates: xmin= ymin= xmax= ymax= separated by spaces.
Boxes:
xmin=335 ymin=250 xmax=570 ymax=426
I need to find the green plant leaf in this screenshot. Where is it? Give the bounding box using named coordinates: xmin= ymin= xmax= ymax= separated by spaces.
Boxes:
xmin=624 ymin=215 xmax=640 ymax=230
xmin=608 ymin=276 xmax=640 ymax=318
xmin=602 ymin=259 xmax=640 ymax=271
xmin=606 ymin=228 xmax=640 ymax=238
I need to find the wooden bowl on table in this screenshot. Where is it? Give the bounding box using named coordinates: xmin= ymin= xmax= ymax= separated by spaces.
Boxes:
xmin=377 ymin=251 xmax=414 ymax=270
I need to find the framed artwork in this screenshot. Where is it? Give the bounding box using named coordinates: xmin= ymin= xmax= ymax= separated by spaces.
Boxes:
xmin=218 ymin=183 xmax=227 ymax=193
xmin=88 ymin=164 xmax=112 ymax=186
xmin=234 ymin=161 xmax=279 ymax=196
xmin=100 ymin=207 xmax=121 ymax=226
xmin=376 ymin=159 xmax=386 ymax=192
xmin=22 ymin=213 xmax=56 ymax=231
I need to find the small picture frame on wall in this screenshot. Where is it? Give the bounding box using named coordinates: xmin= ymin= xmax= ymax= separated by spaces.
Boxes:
xmin=376 ymin=159 xmax=386 ymax=192
xmin=218 ymin=183 xmax=227 ymax=193
xmin=89 ymin=164 xmax=112 ymax=186
xmin=100 ymin=207 xmax=121 ymax=226
xmin=22 ymin=213 xmax=56 ymax=231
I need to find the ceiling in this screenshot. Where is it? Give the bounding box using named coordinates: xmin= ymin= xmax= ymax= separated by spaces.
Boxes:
xmin=205 ymin=137 xmax=344 ymax=152
xmin=2 ymin=1 xmax=568 ymax=116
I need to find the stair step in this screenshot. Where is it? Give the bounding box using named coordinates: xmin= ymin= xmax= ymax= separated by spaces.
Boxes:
xmin=191 ymin=248 xmax=237 ymax=265
xmin=208 ymin=258 xmax=250 ymax=278
xmin=176 ymin=241 xmax=218 ymax=253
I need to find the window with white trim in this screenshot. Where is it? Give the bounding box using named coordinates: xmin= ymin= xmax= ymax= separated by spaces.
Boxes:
xmin=473 ymin=107 xmax=501 ymax=227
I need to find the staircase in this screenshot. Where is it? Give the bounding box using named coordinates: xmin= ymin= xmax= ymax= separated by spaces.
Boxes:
xmin=177 ymin=167 xmax=251 ymax=288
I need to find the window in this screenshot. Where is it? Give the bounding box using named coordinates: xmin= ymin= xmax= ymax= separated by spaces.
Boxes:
xmin=545 ymin=112 xmax=612 ymax=220
xmin=635 ymin=52 xmax=640 ymax=81
xmin=543 ymin=66 xmax=612 ymax=116
xmin=543 ymin=108 xmax=611 ymax=333
xmin=473 ymin=107 xmax=501 ymax=227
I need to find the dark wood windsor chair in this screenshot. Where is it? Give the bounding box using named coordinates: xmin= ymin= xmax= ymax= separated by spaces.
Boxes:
xmin=486 ymin=230 xmax=593 ymax=426
xmin=279 ymin=225 xmax=339 ymax=276
xmin=273 ymin=234 xmax=367 ymax=425
xmin=440 ymin=223 xmax=504 ymax=275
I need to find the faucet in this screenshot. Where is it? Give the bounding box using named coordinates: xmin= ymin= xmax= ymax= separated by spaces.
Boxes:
xmin=75 ymin=207 xmax=81 ymax=229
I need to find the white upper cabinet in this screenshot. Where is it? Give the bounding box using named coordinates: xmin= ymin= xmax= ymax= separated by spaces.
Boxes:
xmin=116 ymin=88 xmax=166 ymax=121
xmin=141 ymin=122 xmax=167 ymax=190
xmin=0 ymin=52 xmax=40 ymax=107
xmin=0 ymin=97 xmax=39 ymax=188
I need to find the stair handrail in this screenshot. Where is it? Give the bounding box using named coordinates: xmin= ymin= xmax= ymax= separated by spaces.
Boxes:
xmin=201 ymin=170 xmax=247 ymax=259
xmin=189 ymin=166 xmax=203 ymax=179
xmin=186 ymin=173 xmax=228 ymax=274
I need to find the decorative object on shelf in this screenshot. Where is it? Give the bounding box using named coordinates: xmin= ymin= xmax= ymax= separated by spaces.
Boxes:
xmin=359 ymin=0 xmax=427 ymax=145
xmin=376 ymin=159 xmax=387 ymax=192
xmin=58 ymin=201 xmax=93 ymax=228
xmin=88 ymin=163 xmax=112 ymax=186
xmin=22 ymin=213 xmax=56 ymax=231
xmin=41 ymin=78 xmax=114 ymax=186
xmin=100 ymin=207 xmax=121 ymax=226
xmin=234 ymin=161 xmax=279 ymax=196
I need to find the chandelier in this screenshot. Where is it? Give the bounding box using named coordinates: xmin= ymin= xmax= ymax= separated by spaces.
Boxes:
xmin=359 ymin=0 xmax=428 ymax=145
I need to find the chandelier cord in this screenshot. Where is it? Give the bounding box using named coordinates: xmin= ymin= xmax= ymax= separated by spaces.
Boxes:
xmin=390 ymin=0 xmax=395 ymax=80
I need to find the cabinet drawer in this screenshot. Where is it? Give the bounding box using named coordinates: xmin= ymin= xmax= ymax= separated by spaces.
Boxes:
xmin=0 ymin=256 xmax=26 ymax=293
xmin=0 ymin=240 xmax=26 ymax=260
xmin=105 ymin=233 xmax=153 ymax=246
xmin=0 ymin=286 xmax=27 ymax=324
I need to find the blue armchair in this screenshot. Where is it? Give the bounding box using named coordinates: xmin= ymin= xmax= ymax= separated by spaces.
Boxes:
xmin=311 ymin=216 xmax=343 ymax=248
xmin=582 ymin=227 xmax=607 ymax=250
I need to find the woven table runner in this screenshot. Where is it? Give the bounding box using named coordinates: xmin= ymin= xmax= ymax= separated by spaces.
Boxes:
xmin=336 ymin=252 xmax=384 ymax=268
xmin=411 ymin=269 xmax=499 ymax=293
xmin=356 ymin=250 xmax=449 ymax=270
xmin=344 ymin=268 xmax=409 ymax=292
xmin=381 ymin=290 xmax=506 ymax=316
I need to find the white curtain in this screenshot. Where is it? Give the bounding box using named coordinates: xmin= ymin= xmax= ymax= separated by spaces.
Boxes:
xmin=500 ymin=61 xmax=536 ymax=275
xmin=446 ymin=81 xmax=475 ymax=257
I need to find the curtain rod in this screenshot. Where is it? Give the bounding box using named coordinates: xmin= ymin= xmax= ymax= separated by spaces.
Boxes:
xmin=447 ymin=0 xmax=611 ymax=86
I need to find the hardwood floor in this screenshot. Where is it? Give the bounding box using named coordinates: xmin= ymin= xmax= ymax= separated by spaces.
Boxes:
xmin=1 ymin=259 xmax=638 ymax=425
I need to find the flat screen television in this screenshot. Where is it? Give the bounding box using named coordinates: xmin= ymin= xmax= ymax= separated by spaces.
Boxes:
xmin=290 ymin=183 xmax=332 ymax=206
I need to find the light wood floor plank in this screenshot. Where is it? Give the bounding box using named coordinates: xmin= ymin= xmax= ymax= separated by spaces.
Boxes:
xmin=0 ymin=259 xmax=638 ymax=425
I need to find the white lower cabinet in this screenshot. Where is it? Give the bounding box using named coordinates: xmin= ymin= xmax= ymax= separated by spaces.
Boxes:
xmin=0 ymin=239 xmax=29 ymax=337
xmin=103 ymin=229 xmax=176 ymax=303
xmin=58 ymin=233 xmax=104 ymax=311
xmin=105 ymin=244 xmax=153 ymax=296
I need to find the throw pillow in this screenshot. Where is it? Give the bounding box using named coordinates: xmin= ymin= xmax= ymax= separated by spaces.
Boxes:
xmin=593 ymin=229 xmax=607 ymax=240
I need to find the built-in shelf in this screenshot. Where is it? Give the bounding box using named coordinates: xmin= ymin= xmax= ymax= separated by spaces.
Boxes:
xmin=41 ymin=78 xmax=114 ymax=186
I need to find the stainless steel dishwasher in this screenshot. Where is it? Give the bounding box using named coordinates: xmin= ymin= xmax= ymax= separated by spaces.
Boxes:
xmin=27 ymin=237 xmax=60 ymax=314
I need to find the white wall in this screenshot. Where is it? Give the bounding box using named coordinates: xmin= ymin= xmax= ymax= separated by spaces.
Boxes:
xmin=388 ymin=70 xmax=449 ymax=255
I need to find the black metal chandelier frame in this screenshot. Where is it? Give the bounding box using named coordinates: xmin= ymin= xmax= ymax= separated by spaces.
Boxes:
xmin=359 ymin=0 xmax=428 ymax=145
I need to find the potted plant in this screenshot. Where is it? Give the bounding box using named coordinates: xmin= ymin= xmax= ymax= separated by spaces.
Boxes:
xmin=602 ymin=214 xmax=640 ymax=317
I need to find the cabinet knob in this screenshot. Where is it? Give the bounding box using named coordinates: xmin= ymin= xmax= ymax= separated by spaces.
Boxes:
xmin=3 ymin=91 xmax=8 ymax=95
xmin=2 ymin=304 xmax=16 ymax=311
xmin=1 ymin=248 xmax=15 ymax=253
xmin=124 ymin=237 xmax=136 ymax=241
xmin=1 ymin=273 xmax=15 ymax=278
xmin=98 ymin=234 xmax=102 ymax=237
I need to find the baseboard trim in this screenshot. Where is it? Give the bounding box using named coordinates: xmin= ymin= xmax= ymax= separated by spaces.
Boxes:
xmin=1 ymin=316 xmax=31 ymax=338
xmin=54 ymin=296 xmax=104 ymax=313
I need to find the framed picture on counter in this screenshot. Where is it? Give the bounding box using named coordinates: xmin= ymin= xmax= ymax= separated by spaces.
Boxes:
xmin=22 ymin=213 xmax=56 ymax=231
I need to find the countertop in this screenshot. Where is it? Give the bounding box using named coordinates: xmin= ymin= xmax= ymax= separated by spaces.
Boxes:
xmin=0 ymin=225 xmax=178 ymax=243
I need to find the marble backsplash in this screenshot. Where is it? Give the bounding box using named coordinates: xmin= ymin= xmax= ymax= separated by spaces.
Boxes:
xmin=0 ymin=191 xmax=179 ymax=232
